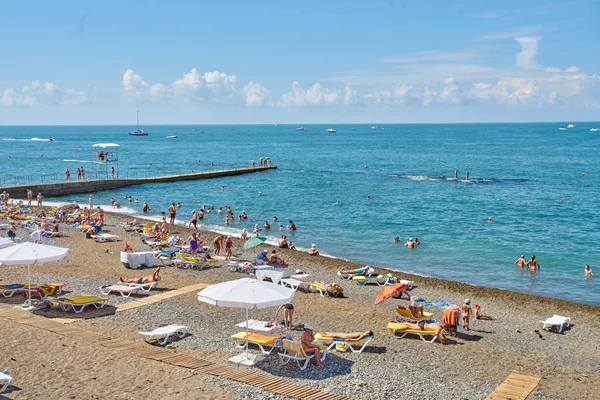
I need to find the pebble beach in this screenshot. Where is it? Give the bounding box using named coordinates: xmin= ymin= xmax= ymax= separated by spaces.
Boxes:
xmin=1 ymin=210 xmax=599 ymax=400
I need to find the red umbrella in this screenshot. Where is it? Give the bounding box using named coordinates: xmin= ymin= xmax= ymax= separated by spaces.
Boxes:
xmin=374 ymin=283 xmax=407 ymax=305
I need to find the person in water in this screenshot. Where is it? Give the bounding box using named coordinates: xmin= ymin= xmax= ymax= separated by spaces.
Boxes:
xmin=308 ymin=244 xmax=319 ymax=256
xmin=394 ymin=236 xmax=400 ymax=243
xmin=514 ymin=255 xmax=527 ymax=268
xmin=454 ymin=168 xmax=458 ymax=180
xmin=465 ymin=170 xmax=470 ymax=181
xmin=584 ymin=264 xmax=594 ymax=278
xmin=527 ymin=255 xmax=540 ymax=270
xmin=405 ymin=238 xmax=415 ymax=248
xmin=120 ymin=268 xmax=161 ymax=284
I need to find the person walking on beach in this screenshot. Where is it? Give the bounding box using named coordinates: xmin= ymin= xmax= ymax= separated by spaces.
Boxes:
xmin=213 ymin=235 xmax=223 ymax=256
xmin=36 ymin=192 xmax=44 ymax=207
xmin=225 ymin=235 xmax=233 ymax=260
xmin=454 ymin=168 xmax=458 ymax=180
xmin=160 ymin=212 xmax=168 ymax=234
xmin=168 ymin=202 xmax=176 ymax=225
xmin=514 ymin=255 xmax=527 ymax=268
xmin=97 ymin=206 xmax=105 ymax=225
xmin=26 ymin=190 xmax=33 ymax=207
xmin=462 ymin=299 xmax=472 ymax=330
xmin=465 ymin=170 xmax=470 ymax=181
xmin=527 ymin=255 xmax=540 ymax=271
xmin=188 ymin=211 xmax=198 ymax=230
xmin=65 ymin=168 xmax=70 ymax=181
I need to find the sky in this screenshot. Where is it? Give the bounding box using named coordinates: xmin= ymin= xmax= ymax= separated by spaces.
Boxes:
xmin=0 ymin=0 xmax=599 ymax=125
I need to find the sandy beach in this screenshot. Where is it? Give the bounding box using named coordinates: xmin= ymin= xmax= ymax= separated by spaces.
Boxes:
xmin=1 ymin=209 xmax=599 ymax=400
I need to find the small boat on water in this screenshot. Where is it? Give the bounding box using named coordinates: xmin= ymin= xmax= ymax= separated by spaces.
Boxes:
xmin=129 ymin=110 xmax=148 ymax=136
xmin=296 ymin=127 xmax=305 ymax=131
xmin=567 ymin=124 xmax=576 ymax=129
xmin=370 ymin=125 xmax=377 ymax=129
xmin=559 ymin=127 xmax=567 ymax=131
xmin=327 ymin=128 xmax=336 ymax=133
xmin=590 ymin=128 xmax=599 ymax=132
xmin=166 ymin=134 xmax=177 ymax=139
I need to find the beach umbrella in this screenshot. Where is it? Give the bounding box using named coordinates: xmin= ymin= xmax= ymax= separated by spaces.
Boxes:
xmin=242 ymin=236 xmax=266 ymax=250
xmin=0 ymin=242 xmax=69 ymax=308
xmin=0 ymin=238 xmax=14 ymax=250
xmin=198 ymin=277 xmax=295 ymax=363
xmin=374 ymin=283 xmax=407 ymax=305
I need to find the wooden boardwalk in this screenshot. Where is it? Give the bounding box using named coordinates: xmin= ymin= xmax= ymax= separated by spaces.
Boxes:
xmin=0 ymin=308 xmax=351 ymax=400
xmin=486 ymin=370 xmax=542 ymax=400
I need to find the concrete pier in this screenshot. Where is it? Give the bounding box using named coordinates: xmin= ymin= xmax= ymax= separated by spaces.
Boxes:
xmin=0 ymin=166 xmax=276 ymax=197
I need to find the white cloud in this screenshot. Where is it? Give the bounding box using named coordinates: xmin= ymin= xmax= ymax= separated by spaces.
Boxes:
xmin=243 ymin=82 xmax=271 ymax=106
xmin=546 ymin=67 xmax=562 ymax=72
xmin=477 ymin=26 xmax=543 ymax=40
xmin=1 ymin=80 xmax=93 ymax=106
xmin=515 ymin=37 xmax=541 ymax=69
xmin=278 ymin=81 xmax=346 ymax=107
xmin=343 ymin=84 xmax=358 ymax=105
xmin=565 ymin=66 xmax=580 ymax=73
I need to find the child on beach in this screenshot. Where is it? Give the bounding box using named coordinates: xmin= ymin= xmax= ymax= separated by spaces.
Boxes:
xmin=462 ymin=299 xmax=472 ymax=330
xmin=474 ymin=304 xmax=495 ymax=320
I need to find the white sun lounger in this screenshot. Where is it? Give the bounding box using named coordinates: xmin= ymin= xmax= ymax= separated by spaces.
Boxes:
xmin=539 ymin=315 xmax=571 ymax=333
xmin=314 ymin=333 xmax=374 ymax=354
xmin=278 ymin=339 xmax=328 ymax=370
xmin=139 ymin=324 xmax=188 ymax=345
xmin=279 ymin=277 xmax=306 ymax=290
xmin=92 ymin=234 xmax=120 ymax=242
xmin=0 ymin=284 xmax=24 ymax=298
xmin=0 ymin=371 xmax=13 ymax=394
xmin=99 ymin=281 xmax=158 ymax=297
xmin=43 ymin=230 xmax=66 ymax=238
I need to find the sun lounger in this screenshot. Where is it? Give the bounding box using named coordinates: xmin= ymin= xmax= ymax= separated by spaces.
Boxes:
xmin=314 ymin=332 xmax=374 ymax=354
xmin=23 ymin=283 xmax=68 ymax=298
xmin=51 ymin=295 xmax=109 ymax=313
xmin=99 ymin=281 xmax=158 ymax=297
xmin=0 ymin=371 xmax=13 ymax=394
xmin=539 ymin=315 xmax=571 ymax=333
xmin=231 ymin=331 xmax=279 ymax=354
xmin=387 ymin=322 xmax=440 ymax=343
xmin=43 ymin=230 xmax=66 ymax=238
xmin=310 ymin=282 xmax=343 ymax=297
xmin=395 ymin=306 xmax=434 ymax=322
xmin=399 ymin=279 xmax=414 ymax=290
xmin=352 ymin=274 xmax=396 ymax=286
xmin=280 ymin=277 xmax=306 ymax=290
xmin=338 ymin=266 xmax=374 ymax=280
xmin=277 ymin=339 xmax=328 ymax=370
xmin=256 ymin=270 xmax=284 ymax=284
xmin=139 ymin=324 xmax=188 ymax=345
xmin=0 ymin=284 xmax=24 ymax=298
xmin=92 ymin=233 xmax=119 ymax=242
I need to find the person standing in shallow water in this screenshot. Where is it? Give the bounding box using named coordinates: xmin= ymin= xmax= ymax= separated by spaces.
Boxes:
xmin=527 ymin=255 xmax=540 ymax=271
xmin=514 ymin=254 xmax=527 ymax=268
xmin=168 ymin=202 xmax=176 ymax=225
xmin=465 ymin=170 xmax=470 ymax=181
xmin=454 ymin=168 xmax=458 ymax=180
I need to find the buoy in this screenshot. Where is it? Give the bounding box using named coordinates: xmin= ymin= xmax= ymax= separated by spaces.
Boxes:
xmin=582 ymin=173 xmax=586 ymax=176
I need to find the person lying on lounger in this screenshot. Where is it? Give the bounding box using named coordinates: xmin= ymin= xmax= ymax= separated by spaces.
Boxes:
xmin=319 ymin=330 xmax=373 ymax=340
xmin=392 ymin=321 xmax=448 ymax=344
xmin=120 ymin=268 xmax=160 ymax=284
xmin=339 ymin=266 xmax=372 ymax=276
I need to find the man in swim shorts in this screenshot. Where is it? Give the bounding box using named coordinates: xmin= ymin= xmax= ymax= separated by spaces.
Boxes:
xmin=168 ymin=202 xmax=176 ymax=225
xmin=514 ymin=254 xmax=527 ymax=268
xmin=213 ymin=235 xmax=222 ymax=256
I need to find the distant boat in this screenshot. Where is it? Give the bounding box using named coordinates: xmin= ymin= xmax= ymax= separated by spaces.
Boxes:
xmin=129 ymin=110 xmax=148 ymax=136
xmin=166 ymin=134 xmax=177 ymax=139
xmin=567 ymin=124 xmax=576 ymax=129
xmin=370 ymin=125 xmax=377 ymax=129
xmin=327 ymin=128 xmax=336 ymax=133
xmin=296 ymin=127 xmax=305 ymax=131
xmin=559 ymin=127 xmax=567 ymax=131
xmin=590 ymin=128 xmax=599 ymax=132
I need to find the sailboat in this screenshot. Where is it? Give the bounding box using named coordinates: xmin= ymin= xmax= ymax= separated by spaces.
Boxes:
xmin=370 ymin=124 xmax=377 ymax=129
xmin=129 ymin=110 xmax=148 ymax=136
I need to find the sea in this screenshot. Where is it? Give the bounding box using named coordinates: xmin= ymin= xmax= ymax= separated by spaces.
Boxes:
xmin=1 ymin=123 xmax=599 ymax=306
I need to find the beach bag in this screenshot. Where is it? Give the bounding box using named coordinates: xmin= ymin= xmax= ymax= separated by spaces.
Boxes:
xmin=335 ymin=342 xmax=349 ymax=352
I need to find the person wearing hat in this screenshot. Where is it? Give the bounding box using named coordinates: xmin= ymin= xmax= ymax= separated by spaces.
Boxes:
xmin=308 ymin=244 xmax=320 ymax=256
xmin=461 ymin=299 xmax=472 ymax=330
xmin=301 ymin=324 xmax=325 ymax=367
xmin=405 ymin=238 xmax=415 ymax=248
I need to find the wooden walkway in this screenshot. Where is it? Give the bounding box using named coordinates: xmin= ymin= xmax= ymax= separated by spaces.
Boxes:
xmin=0 ymin=307 xmax=350 ymax=400
xmin=486 ymin=371 xmax=542 ymax=400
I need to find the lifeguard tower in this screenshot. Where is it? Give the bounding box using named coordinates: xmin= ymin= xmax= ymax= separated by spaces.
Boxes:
xmin=92 ymin=143 xmax=120 ymax=179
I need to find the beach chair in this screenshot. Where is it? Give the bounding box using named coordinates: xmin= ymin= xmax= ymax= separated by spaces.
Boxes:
xmin=0 ymin=284 xmax=24 ymax=298
xmin=387 ymin=322 xmax=440 ymax=343
xmin=310 ymin=282 xmax=343 ymax=297
xmin=539 ymin=315 xmax=571 ymax=333
xmin=398 ymin=279 xmax=414 ymax=290
xmin=92 ymin=233 xmax=119 ymax=242
xmin=313 ymin=332 xmax=374 ymax=354
xmin=27 ymin=283 xmax=68 ymax=298
xmin=395 ymin=306 xmax=434 ymax=322
xmin=279 ymin=277 xmax=306 ymax=290
xmin=42 ymin=230 xmax=67 ymax=238
xmin=51 ymin=295 xmax=109 ymax=314
xmin=353 ymin=274 xmax=396 ymax=286
xmin=139 ymin=324 xmax=188 ymax=345
xmin=99 ymin=281 xmax=158 ymax=297
xmin=277 ymin=339 xmax=328 ymax=370
xmin=231 ymin=332 xmax=279 ymax=354
xmin=0 ymin=371 xmax=13 ymax=394
xmin=256 ymin=270 xmax=284 ymax=284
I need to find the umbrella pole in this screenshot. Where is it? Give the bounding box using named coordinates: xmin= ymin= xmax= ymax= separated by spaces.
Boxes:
xmin=245 ymin=308 xmax=249 ymax=360
xmin=27 ymin=263 xmax=32 ymax=307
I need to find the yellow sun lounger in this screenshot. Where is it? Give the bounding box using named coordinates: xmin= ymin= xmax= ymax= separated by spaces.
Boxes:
xmin=231 ymin=332 xmax=279 ymax=354
xmin=52 ymin=295 xmax=109 ymax=314
xmin=313 ymin=332 xmax=374 ymax=354
xmin=277 ymin=339 xmax=328 ymax=370
xmin=352 ymin=274 xmax=396 ymax=286
xmin=387 ymin=322 xmax=440 ymax=343
xmin=310 ymin=282 xmax=343 ymax=297
xmin=395 ymin=306 xmax=434 ymax=322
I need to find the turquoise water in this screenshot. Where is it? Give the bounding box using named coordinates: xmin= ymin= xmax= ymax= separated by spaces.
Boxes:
xmin=1 ymin=123 xmax=599 ymax=305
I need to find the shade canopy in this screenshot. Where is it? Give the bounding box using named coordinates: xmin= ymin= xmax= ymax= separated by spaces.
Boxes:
xmin=242 ymin=236 xmax=266 ymax=250
xmin=198 ymin=277 xmax=294 ymax=309
xmin=0 ymin=242 xmax=69 ymax=266
xmin=0 ymin=238 xmax=14 ymax=250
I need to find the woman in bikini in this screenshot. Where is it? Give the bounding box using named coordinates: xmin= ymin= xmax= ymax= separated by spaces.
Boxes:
xmin=120 ymin=268 xmax=161 ymax=284
xmin=392 ymin=321 xmax=447 ymax=343
xmin=225 ymin=236 xmax=233 ymax=260
xmin=318 ymin=330 xmax=373 ymax=340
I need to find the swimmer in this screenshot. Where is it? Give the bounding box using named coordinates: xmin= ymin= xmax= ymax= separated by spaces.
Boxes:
xmin=177 ymin=202 xmax=181 ymax=207
xmin=487 ymin=217 xmax=493 ymax=223
xmin=405 ymin=238 xmax=415 ymax=248
xmin=279 ymin=224 xmax=284 ymax=231
xmin=465 ymin=170 xmax=470 ymax=181
xmin=367 ymin=195 xmax=371 ymax=200
xmin=514 ymin=254 xmax=527 ymax=268
xmin=364 ymin=165 xmax=368 ymax=168
xmin=394 ymin=236 xmax=400 ymax=243
xmin=135 ymin=198 xmax=139 ymax=203
xmin=527 ymin=255 xmax=540 ymax=271
xmin=585 ymin=264 xmax=594 ymax=278
xmin=454 ymin=168 xmax=458 ymax=180
xmin=263 ymin=221 xmax=271 ymax=230
xmin=273 ymin=216 xmax=278 ymax=221
xmin=259 ymin=192 xmax=262 ymax=196
xmin=334 ymin=200 xmax=340 ymax=205
xmin=221 ymin=186 xmax=225 ymax=190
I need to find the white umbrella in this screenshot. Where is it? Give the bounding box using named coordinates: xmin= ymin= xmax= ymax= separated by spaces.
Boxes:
xmin=0 ymin=242 xmax=69 ymax=308
xmin=0 ymin=238 xmax=14 ymax=250
xmin=198 ymin=277 xmax=295 ymax=362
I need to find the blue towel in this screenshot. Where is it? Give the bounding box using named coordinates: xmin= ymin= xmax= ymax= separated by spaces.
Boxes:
xmin=423 ymin=301 xmax=452 ymax=308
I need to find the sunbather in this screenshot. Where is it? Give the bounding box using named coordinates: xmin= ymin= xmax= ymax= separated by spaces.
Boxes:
xmin=339 ymin=266 xmax=371 ymax=276
xmin=120 ymin=268 xmax=160 ymax=284
xmin=392 ymin=321 xmax=448 ymax=344
xmin=409 ymin=298 xmax=424 ymax=318
xmin=474 ymin=304 xmax=495 ymax=320
xmin=319 ymin=330 xmax=373 ymax=340
xmin=301 ymin=324 xmax=325 ymax=367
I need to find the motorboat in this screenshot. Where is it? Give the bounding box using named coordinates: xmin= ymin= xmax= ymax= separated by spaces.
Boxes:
xmin=559 ymin=127 xmax=567 ymax=131
xmin=567 ymin=124 xmax=576 ymax=128
xmin=590 ymin=128 xmax=599 ymax=132
xmin=166 ymin=134 xmax=177 ymax=139
xmin=129 ymin=110 xmax=148 ymax=136
xmin=327 ymin=128 xmax=336 ymax=133
xmin=370 ymin=125 xmax=377 ymax=129
xmin=296 ymin=127 xmax=305 ymax=131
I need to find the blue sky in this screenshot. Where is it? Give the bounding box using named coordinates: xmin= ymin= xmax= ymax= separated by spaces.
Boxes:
xmin=0 ymin=0 xmax=599 ymax=124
